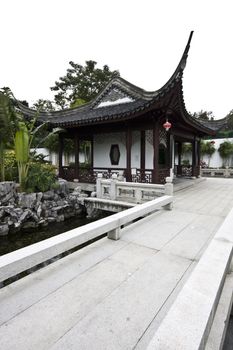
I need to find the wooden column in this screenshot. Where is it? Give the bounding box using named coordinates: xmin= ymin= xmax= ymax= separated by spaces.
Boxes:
xmin=74 ymin=133 xmax=79 ymax=180
xmin=197 ymin=140 xmax=201 ymax=177
xmin=153 ymin=121 xmax=159 ymax=183
xmin=177 ymin=142 xmax=182 ymax=176
xmin=91 ymin=137 xmax=94 ymax=168
xmin=140 ymin=130 xmax=145 ymax=181
xmin=192 ymin=138 xmax=198 ymax=177
xmin=126 ymin=128 xmax=132 ymax=182
xmin=58 ymin=133 xmax=64 ymax=177
xmin=169 ymin=134 xmax=174 ymax=173
xmin=197 ymin=140 xmax=201 ymax=166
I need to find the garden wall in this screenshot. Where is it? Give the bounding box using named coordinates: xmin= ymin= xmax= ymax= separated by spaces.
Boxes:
xmin=202 ymin=138 xmax=233 ymax=168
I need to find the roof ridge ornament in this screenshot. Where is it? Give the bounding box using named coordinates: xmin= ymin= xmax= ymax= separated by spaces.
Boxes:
xmin=180 ymin=31 xmax=194 ymax=70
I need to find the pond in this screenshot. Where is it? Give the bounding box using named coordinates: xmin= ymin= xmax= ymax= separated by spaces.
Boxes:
xmin=0 ymin=214 xmax=98 ymax=256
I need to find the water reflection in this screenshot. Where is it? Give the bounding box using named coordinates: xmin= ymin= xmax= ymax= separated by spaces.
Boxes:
xmin=0 ymin=215 xmax=94 ymax=256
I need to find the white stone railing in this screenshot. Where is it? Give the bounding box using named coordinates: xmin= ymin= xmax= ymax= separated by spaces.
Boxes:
xmin=146 ymin=207 xmax=233 ymax=350
xmin=201 ymin=167 xmax=233 ymax=178
xmin=96 ymin=173 xmax=173 ymax=203
xmin=0 ymin=194 xmax=173 ymax=285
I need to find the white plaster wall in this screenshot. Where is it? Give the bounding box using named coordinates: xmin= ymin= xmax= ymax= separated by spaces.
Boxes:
xmin=202 ymin=138 xmax=233 ymax=167
xmin=131 ymin=131 xmax=140 ymax=168
xmin=174 ymin=138 xmax=233 ymax=168
xmin=93 ymin=132 xmax=126 ymax=168
xmin=31 ymin=148 xmax=83 ymax=167
xmin=31 ymin=148 xmax=50 ymax=161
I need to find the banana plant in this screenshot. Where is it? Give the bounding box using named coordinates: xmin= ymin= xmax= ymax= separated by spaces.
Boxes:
xmin=0 ymin=88 xmax=63 ymax=190
xmin=0 ymin=91 xmax=17 ymax=181
xmin=14 ymin=122 xmax=30 ymax=191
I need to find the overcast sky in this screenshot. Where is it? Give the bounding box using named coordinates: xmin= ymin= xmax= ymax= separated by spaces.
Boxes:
xmin=1 ymin=0 xmax=232 ymax=119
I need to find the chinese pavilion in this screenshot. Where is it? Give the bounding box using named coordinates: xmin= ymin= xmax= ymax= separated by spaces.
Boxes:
xmin=20 ymin=31 xmax=216 ymax=184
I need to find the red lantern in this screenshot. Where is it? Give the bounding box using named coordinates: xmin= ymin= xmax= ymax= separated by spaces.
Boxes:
xmin=163 ymin=119 xmax=172 ymax=131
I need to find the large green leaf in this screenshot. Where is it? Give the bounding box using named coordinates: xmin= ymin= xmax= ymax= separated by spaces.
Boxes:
xmin=15 ymin=122 xmax=29 ymax=163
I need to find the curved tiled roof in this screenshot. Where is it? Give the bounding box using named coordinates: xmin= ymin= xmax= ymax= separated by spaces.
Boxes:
xmin=17 ymin=31 xmax=217 ymax=135
xmin=200 ymin=117 xmax=228 ymax=131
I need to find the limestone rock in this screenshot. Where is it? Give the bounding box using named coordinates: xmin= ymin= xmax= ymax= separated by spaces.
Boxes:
xmin=0 ymin=224 xmax=9 ymax=236
xmin=18 ymin=193 xmax=37 ymax=209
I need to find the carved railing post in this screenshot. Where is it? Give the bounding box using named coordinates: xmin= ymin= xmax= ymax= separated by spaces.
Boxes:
xmin=96 ymin=173 xmax=103 ymax=198
xmin=110 ymin=173 xmax=117 ymax=200
xmin=164 ymin=177 xmax=173 ymax=210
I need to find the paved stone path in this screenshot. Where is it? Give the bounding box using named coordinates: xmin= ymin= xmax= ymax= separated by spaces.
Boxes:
xmin=0 ymin=178 xmax=233 ymax=350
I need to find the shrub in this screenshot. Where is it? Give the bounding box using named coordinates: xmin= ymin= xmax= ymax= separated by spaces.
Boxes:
xmin=218 ymin=141 xmax=233 ymax=166
xmin=26 ymin=163 xmax=57 ymax=192
xmin=201 ymin=141 xmax=215 ymax=167
xmin=4 ymin=150 xmax=18 ymax=181
xmin=182 ymin=159 xmax=190 ymax=166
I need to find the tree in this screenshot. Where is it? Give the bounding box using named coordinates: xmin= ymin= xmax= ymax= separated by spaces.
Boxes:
xmin=200 ymin=141 xmax=215 ymax=167
xmin=32 ymin=99 xmax=56 ymax=111
xmin=192 ymin=110 xmax=215 ymax=121
xmin=50 ymin=60 xmax=120 ymax=109
xmin=218 ymin=141 xmax=233 ymax=167
xmin=226 ymin=109 xmax=233 ymax=130
xmin=0 ymin=89 xmax=19 ymax=181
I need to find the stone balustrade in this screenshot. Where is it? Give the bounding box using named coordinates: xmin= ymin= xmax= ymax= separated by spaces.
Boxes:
xmin=96 ymin=173 xmax=173 ymax=203
xmin=0 ymin=194 xmax=173 ymax=284
xmin=201 ymin=167 xmax=233 ymax=178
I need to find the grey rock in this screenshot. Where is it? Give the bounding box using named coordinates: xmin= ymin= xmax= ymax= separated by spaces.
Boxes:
xmin=36 ymin=192 xmax=43 ymax=202
xmin=43 ymin=190 xmax=55 ymax=200
xmin=21 ymin=221 xmax=38 ymax=229
xmin=1 ymin=192 xmax=14 ymax=205
xmin=56 ymin=214 xmax=64 ymax=222
xmin=39 ymin=219 xmax=48 ymax=226
xmin=18 ymin=193 xmax=37 ymax=209
xmin=0 ymin=224 xmax=9 ymax=236
xmin=37 ymin=204 xmax=42 ymax=218
xmin=19 ymin=209 xmax=32 ymax=223
xmin=47 ymin=217 xmax=56 ymax=223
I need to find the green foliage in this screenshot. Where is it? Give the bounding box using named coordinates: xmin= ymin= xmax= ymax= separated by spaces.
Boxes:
xmin=32 ymin=99 xmax=56 ymax=111
xmin=226 ymin=109 xmax=233 ymax=130
xmin=182 ymin=159 xmax=190 ymax=166
xmin=70 ymin=98 xmax=86 ymax=109
xmin=43 ymin=134 xmax=75 ymax=154
xmin=4 ymin=150 xmax=18 ymax=181
xmin=200 ymin=141 xmax=215 ymax=167
xmin=0 ymin=89 xmax=19 ymax=181
xmin=200 ymin=141 xmax=215 ymax=156
xmin=218 ymin=141 xmax=233 ymax=166
xmin=43 ymin=133 xmax=59 ymax=152
xmin=181 ymin=143 xmax=192 ymax=154
xmin=50 ymin=60 xmax=120 ymax=109
xmin=215 ymin=130 xmax=233 ymax=139
xmin=192 ymin=110 xmax=215 ymax=121
xmin=14 ymin=121 xmax=33 ymax=191
xmin=26 ymin=163 xmax=57 ymax=192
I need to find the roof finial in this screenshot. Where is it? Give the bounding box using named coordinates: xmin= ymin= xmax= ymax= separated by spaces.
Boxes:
xmin=180 ymin=31 xmax=194 ymax=70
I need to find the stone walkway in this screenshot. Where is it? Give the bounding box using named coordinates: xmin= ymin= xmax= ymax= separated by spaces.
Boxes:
xmin=0 ymin=178 xmax=233 ymax=350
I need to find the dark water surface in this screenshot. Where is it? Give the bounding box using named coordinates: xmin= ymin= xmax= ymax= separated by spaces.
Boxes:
xmin=0 ymin=215 xmax=96 ymax=256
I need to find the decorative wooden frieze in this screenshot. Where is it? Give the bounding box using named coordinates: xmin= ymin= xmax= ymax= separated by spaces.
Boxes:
xmin=146 ymin=130 xmax=153 ymax=145
xmin=159 ymin=127 xmax=168 ymax=148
